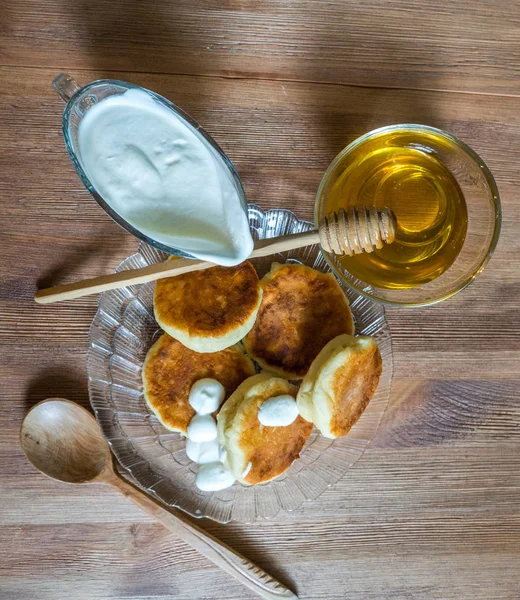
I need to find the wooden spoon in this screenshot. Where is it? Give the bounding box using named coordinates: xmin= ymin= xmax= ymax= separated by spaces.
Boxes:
xmin=34 ymin=206 xmax=396 ymax=304
xmin=20 ymin=398 xmax=298 ymax=600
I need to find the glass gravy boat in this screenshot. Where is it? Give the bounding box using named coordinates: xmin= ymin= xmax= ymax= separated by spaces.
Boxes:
xmin=52 ymin=73 xmax=249 ymax=259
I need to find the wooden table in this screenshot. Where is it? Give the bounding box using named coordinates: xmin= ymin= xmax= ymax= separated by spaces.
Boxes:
xmin=2 ymin=1 xmax=519 ymax=598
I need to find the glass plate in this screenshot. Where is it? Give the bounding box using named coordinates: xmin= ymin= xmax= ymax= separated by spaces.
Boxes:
xmin=87 ymin=205 xmax=393 ymax=523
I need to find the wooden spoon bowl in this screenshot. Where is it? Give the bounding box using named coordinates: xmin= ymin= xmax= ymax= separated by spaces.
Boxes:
xmin=21 ymin=398 xmax=109 ymax=483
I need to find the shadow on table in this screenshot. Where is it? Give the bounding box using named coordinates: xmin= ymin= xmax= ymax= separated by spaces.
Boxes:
xmin=200 ymin=520 xmax=300 ymax=596
xmin=35 ymin=218 xmax=129 ymax=290
xmin=25 ymin=368 xmax=90 ymax=413
xmin=58 ymin=0 xmax=217 ymax=88
xmin=306 ymin=58 xmax=443 ymax=178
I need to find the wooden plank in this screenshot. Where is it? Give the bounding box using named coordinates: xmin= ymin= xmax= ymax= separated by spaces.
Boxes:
xmin=1 ymin=1 xmax=520 ymax=95
xmin=1 ymin=516 xmax=519 ymax=599
xmin=3 ymin=446 xmax=520 ymax=526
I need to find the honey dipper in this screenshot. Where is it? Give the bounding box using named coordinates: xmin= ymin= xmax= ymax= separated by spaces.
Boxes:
xmin=35 ymin=206 xmax=396 ymax=304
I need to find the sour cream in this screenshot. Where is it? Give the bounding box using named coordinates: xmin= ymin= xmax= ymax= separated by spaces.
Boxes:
xmin=258 ymin=395 xmax=299 ymax=427
xmin=187 ymin=414 xmax=217 ymax=443
xmin=77 ymin=89 xmax=253 ymax=266
xmin=189 ymin=378 xmax=225 ymax=415
xmin=185 ymin=439 xmax=220 ymax=465
xmin=196 ymin=462 xmax=236 ymax=492
xmin=185 ymin=378 xmax=235 ymax=492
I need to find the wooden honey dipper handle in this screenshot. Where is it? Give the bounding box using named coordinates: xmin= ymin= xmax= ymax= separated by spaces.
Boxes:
xmin=319 ymin=206 xmax=397 ymax=256
xmin=34 ymin=206 xmax=396 ymax=304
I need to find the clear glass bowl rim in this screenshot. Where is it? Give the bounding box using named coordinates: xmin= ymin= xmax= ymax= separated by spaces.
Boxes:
xmin=314 ymin=123 xmax=502 ymax=307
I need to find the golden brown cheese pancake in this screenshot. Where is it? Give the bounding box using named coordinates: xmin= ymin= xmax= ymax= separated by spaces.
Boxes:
xmin=243 ymin=263 xmax=354 ymax=379
xmin=143 ymin=333 xmax=255 ymax=433
xmin=297 ymin=334 xmax=382 ymax=439
xmin=217 ymin=374 xmax=313 ymax=485
xmin=154 ymin=260 xmax=262 ymax=353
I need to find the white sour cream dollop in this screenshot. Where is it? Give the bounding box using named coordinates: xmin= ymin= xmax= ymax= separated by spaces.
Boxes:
xmin=196 ymin=462 xmax=236 ymax=492
xmin=189 ymin=378 xmax=225 ymax=415
xmin=187 ymin=414 xmax=217 ymax=443
xmin=258 ymin=395 xmax=299 ymax=427
xmin=185 ymin=439 xmax=220 ymax=465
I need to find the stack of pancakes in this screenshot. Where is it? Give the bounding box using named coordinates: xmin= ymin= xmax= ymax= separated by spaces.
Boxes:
xmin=143 ymin=260 xmax=382 ymax=487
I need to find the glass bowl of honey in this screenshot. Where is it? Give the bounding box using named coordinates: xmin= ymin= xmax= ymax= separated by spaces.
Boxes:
xmin=316 ymin=124 xmax=501 ymax=306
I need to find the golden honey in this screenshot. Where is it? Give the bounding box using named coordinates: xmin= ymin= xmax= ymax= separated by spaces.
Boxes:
xmin=321 ymin=128 xmax=468 ymax=289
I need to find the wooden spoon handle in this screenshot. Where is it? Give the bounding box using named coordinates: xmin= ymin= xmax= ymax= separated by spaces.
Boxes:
xmin=109 ymin=472 xmax=298 ymax=599
xmin=34 ymin=230 xmax=320 ymax=305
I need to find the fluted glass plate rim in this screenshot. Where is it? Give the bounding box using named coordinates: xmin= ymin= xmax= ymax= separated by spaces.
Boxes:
xmin=87 ymin=204 xmax=394 ymax=523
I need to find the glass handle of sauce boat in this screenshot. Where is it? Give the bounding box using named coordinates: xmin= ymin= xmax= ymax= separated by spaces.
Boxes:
xmin=52 ymin=73 xmax=81 ymax=102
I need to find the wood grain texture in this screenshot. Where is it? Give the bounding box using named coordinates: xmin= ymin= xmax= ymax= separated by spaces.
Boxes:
xmin=2 ymin=0 xmax=520 ymax=95
xmin=1 ymin=2 xmax=519 ymax=599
